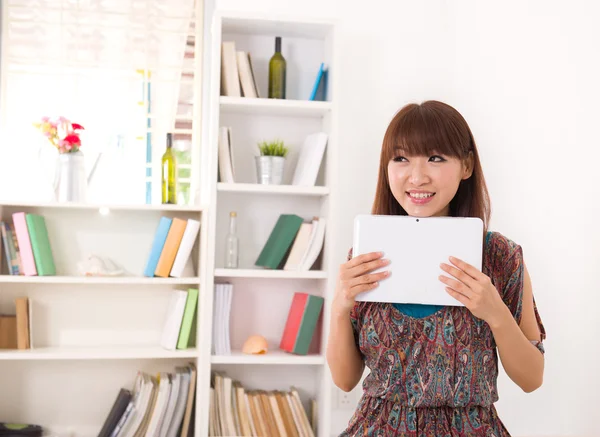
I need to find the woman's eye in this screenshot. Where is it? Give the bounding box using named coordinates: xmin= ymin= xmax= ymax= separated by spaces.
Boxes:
xmin=429 ymin=155 xmax=446 ymax=162
xmin=393 ymin=156 xmax=407 ymax=162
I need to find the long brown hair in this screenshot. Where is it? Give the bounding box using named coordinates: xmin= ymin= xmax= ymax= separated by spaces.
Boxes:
xmin=371 ymin=100 xmax=491 ymax=233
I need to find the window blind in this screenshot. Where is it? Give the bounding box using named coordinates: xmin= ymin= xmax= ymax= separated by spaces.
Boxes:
xmin=0 ymin=0 xmax=200 ymax=205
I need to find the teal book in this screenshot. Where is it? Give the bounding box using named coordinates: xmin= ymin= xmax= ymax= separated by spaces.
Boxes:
xmin=177 ymin=288 xmax=199 ymax=349
xmin=255 ymin=214 xmax=304 ymax=269
xmin=25 ymin=214 xmax=56 ymax=276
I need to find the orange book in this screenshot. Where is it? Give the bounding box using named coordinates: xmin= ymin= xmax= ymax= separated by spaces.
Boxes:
xmin=154 ymin=218 xmax=187 ymax=277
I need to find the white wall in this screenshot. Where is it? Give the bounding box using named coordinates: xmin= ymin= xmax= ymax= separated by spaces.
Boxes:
xmin=215 ymin=0 xmax=599 ymax=436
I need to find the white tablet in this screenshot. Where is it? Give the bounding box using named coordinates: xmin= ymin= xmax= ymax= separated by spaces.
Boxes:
xmin=352 ymin=214 xmax=484 ymax=306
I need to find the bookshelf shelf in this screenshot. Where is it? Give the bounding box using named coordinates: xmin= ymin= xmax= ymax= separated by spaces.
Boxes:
xmin=217 ymin=182 xmax=329 ymax=196
xmin=220 ymin=96 xmax=332 ymax=117
xmin=0 ymin=346 xmax=198 ymax=361
xmin=0 ymin=275 xmax=203 ymax=285
xmin=211 ymin=351 xmax=325 ymax=365
xmin=0 ymin=201 xmax=204 ymax=213
xmin=214 ymin=268 xmax=328 ymax=279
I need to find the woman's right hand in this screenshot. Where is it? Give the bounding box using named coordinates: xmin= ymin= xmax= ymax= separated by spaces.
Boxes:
xmin=332 ymin=251 xmax=391 ymax=317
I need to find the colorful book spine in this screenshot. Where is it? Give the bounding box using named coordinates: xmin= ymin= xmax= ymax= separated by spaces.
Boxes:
xmin=280 ymin=293 xmax=324 ymax=355
xmin=12 ymin=212 xmax=37 ymax=276
xmin=143 ymin=217 xmax=172 ymax=277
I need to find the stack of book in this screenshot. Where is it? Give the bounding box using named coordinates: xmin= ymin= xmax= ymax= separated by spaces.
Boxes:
xmin=97 ymin=363 xmax=196 ymax=437
xmin=160 ymin=288 xmax=198 ymax=350
xmin=212 ymin=283 xmax=233 ymax=355
xmin=220 ymin=41 xmax=260 ymax=98
xmin=1 ymin=212 xmax=56 ymax=276
xmin=255 ymin=214 xmax=326 ymax=271
xmin=210 ymin=372 xmax=317 ymax=437
xmin=144 ymin=217 xmax=200 ymax=278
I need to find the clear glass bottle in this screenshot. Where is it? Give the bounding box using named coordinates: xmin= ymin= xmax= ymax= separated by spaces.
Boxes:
xmin=225 ymin=211 xmax=239 ymax=268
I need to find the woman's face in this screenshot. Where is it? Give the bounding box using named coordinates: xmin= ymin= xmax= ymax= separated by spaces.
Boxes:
xmin=387 ymin=151 xmax=473 ymax=218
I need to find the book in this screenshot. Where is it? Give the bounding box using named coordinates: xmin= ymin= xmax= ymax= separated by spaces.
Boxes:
xmin=176 ymin=288 xmax=198 ymax=350
xmin=221 ymin=41 xmax=241 ymax=97
xmin=292 ymin=132 xmax=328 ymax=187
xmin=170 ymin=219 xmax=200 ymax=277
xmin=280 ymin=293 xmax=324 ymax=355
xmin=255 ymin=214 xmax=304 ymax=269
xmin=97 ymin=388 xmax=132 ymax=437
xmin=154 ymin=218 xmax=187 ymax=277
xmin=12 ymin=213 xmax=36 ymax=276
xmin=160 ymin=290 xmax=189 ymax=350
xmin=144 ymin=217 xmax=172 ymax=277
xmin=24 ymin=213 xmax=56 ymax=276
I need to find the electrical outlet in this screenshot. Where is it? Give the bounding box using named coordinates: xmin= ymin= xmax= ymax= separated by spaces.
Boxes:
xmin=335 ymin=387 xmax=358 ymax=409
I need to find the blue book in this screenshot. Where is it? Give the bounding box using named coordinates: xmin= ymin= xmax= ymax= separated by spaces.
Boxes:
xmin=143 ymin=217 xmax=172 ymax=277
xmin=309 ymin=63 xmax=327 ymax=101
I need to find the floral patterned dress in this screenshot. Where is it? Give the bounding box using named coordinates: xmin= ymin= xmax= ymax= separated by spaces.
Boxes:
xmin=339 ymin=231 xmax=546 ymax=437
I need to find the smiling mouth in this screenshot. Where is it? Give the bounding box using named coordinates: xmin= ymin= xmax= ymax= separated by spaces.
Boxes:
xmin=407 ymin=192 xmax=435 ymax=199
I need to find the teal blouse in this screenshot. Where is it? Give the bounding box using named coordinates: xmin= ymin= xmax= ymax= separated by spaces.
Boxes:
xmin=392 ymin=303 xmax=444 ymax=318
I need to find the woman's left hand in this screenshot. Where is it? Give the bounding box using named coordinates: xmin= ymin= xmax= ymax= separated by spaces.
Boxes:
xmin=439 ymin=256 xmax=509 ymax=327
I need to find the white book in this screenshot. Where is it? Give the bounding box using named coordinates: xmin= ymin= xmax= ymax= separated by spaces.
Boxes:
xmin=283 ymin=222 xmax=313 ymax=270
xmin=224 ymin=284 xmax=233 ymax=355
xmin=300 ymin=218 xmax=327 ymax=271
xmin=218 ymin=126 xmax=235 ymax=183
xmin=292 ymin=132 xmax=328 ymax=186
xmin=158 ymin=372 xmax=180 ymax=437
xmin=236 ymin=51 xmax=258 ymax=98
xmin=160 ymin=291 xmax=188 ymax=350
xmin=144 ymin=373 xmax=171 ymax=437
xmin=169 ymin=219 xmax=200 ymax=277
xmin=221 ymin=41 xmax=241 ymax=97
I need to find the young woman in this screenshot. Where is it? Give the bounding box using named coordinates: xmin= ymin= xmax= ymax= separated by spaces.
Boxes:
xmin=327 ymin=101 xmax=546 ymax=436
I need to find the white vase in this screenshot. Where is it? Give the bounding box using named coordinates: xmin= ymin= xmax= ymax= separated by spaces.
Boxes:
xmin=54 ymin=151 xmax=88 ymax=203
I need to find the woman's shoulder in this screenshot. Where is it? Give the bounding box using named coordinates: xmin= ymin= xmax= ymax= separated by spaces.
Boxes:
xmin=485 ymin=230 xmax=522 ymax=257
xmin=484 ymin=230 xmax=524 ymax=282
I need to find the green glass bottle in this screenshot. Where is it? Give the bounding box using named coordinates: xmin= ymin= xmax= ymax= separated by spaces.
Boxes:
xmin=161 ymin=133 xmax=177 ymax=204
xmin=268 ymin=36 xmax=286 ymax=99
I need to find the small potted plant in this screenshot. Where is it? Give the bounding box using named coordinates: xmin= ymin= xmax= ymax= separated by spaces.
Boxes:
xmin=255 ymin=139 xmax=288 ymax=185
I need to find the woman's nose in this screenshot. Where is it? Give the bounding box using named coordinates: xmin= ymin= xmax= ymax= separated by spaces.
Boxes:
xmin=409 ymin=164 xmax=429 ymax=185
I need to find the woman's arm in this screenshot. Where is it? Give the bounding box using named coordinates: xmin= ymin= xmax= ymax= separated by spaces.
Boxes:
xmin=488 ymin=263 xmax=544 ymax=392
xmin=440 ymin=257 xmax=544 ymax=393
xmin=326 ymin=311 xmax=365 ymax=392
xmin=326 ymin=251 xmax=390 ymax=392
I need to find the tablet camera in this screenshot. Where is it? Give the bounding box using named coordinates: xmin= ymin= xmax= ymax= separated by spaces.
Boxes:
xmin=416 ymin=219 xmax=419 ymax=222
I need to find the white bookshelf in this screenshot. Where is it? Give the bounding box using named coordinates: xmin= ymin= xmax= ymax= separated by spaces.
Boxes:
xmin=0 ymin=9 xmax=338 ymax=437
xmin=0 ymin=201 xmax=206 ymax=436
xmin=197 ymin=10 xmax=338 ymax=437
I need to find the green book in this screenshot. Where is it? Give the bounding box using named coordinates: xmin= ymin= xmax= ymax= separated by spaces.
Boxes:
xmin=294 ymin=295 xmax=324 ymax=355
xmin=255 ymin=214 xmax=304 ymax=269
xmin=25 ymin=213 xmax=56 ymax=276
xmin=177 ymin=288 xmax=199 ymax=349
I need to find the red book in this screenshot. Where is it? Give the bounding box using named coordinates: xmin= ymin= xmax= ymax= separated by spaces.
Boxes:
xmin=280 ymin=292 xmax=324 ymax=355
